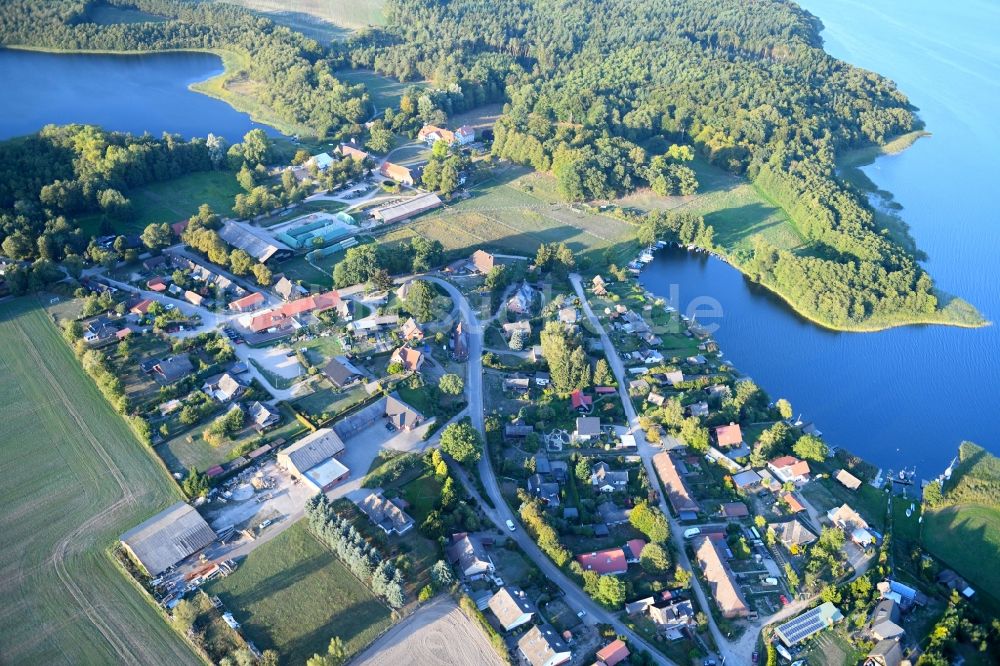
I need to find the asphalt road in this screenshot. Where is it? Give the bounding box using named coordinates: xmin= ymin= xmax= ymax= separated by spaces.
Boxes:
xmin=426 ymin=275 xmax=678 ymax=666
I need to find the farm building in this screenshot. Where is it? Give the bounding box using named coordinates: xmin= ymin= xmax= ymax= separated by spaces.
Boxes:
xmin=692 ymin=536 xmax=748 ymax=618
xmin=371 ymin=193 xmax=442 ymax=224
xmin=337 ymin=143 xmax=369 ymax=161
xmin=379 ymin=161 xmax=419 ymax=185
xmin=219 ymin=220 xmax=292 ymax=263
xmin=120 ymin=501 xmax=216 ymax=576
xmin=277 ymin=428 xmax=349 ymax=492
xmin=652 ymin=452 xmax=700 ymax=515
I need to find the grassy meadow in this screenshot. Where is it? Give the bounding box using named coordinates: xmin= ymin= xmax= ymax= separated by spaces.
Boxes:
xmin=923 ymin=504 xmax=1000 ymax=606
xmin=335 ymin=69 xmax=421 ymax=111
xmin=0 ymin=298 xmax=197 ymax=665
xmin=205 ymin=521 xmax=393 ymax=664
xmin=221 ymin=0 xmax=387 ymax=32
xmin=77 ymin=170 xmax=241 ymax=236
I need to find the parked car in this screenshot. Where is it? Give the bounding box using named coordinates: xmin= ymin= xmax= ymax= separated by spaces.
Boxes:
xmin=684 ymin=527 xmax=701 ymax=539
xmin=505 ymin=519 xmax=516 ymax=532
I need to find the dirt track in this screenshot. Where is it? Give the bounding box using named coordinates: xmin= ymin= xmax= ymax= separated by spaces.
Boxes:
xmin=351 ymin=596 xmax=505 ymax=666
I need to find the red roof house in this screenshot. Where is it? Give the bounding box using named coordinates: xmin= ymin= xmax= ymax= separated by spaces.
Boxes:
xmin=595 ymin=639 xmax=630 ymax=666
xmin=576 ymin=547 xmax=627 ymax=575
xmin=248 ymin=290 xmax=341 ymax=332
xmin=229 ymin=292 xmax=265 ymax=312
xmin=390 ymin=346 xmax=424 ymax=373
xmin=782 ymin=492 xmax=805 ymax=513
xmin=130 ymin=298 xmax=154 ymax=315
xmin=768 ymin=456 xmax=811 ymax=484
xmin=147 ymin=277 xmax=167 ymax=292
xmin=714 ymin=423 xmax=744 ymax=447
xmin=570 ymin=389 xmax=593 ymax=412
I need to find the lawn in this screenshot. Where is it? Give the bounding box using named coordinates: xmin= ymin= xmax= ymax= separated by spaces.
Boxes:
xmin=0 ymin=297 xmax=198 ymax=665
xmin=272 ymin=253 xmax=336 ymax=287
xmin=205 ymin=521 xmax=393 ymax=664
xmin=223 ymin=0 xmax=387 ymax=31
xmin=336 ymin=69 xmax=422 ymax=111
xmin=616 ymin=157 xmax=806 ymax=254
xmin=923 ymin=504 xmax=1000 ymax=610
xmin=78 ymin=170 xmax=242 ymax=236
xmin=292 ymin=382 xmax=369 ymax=419
xmin=399 ymin=471 xmax=443 ymax=526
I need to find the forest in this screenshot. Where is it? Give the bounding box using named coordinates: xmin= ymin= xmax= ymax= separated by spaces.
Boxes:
xmin=344 ymin=0 xmax=955 ymax=327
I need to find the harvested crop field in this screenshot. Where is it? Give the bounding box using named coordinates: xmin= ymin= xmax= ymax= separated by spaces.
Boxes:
xmin=352 ymin=596 xmax=505 ymax=666
xmin=0 ymin=298 xmax=197 ymax=665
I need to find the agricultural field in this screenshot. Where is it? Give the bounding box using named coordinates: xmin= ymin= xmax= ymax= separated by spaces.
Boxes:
xmin=78 ymin=170 xmax=241 ymax=236
xmin=205 ymin=521 xmax=393 ymax=664
xmin=0 ymin=297 xmax=197 ymax=665
xmin=381 ymin=166 xmax=638 ymax=266
xmin=616 ymin=157 xmax=807 ymax=254
xmin=220 ymin=0 xmax=387 ymax=32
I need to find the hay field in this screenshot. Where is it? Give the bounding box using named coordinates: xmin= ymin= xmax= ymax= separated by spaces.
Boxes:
xmin=0 ymin=298 xmax=197 ymax=665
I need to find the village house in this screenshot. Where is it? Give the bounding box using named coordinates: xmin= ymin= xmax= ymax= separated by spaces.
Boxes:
xmin=273 ymin=275 xmax=303 ymax=301
xmin=276 ymin=428 xmax=349 ymax=492
xmin=505 ymin=420 xmax=535 ymax=439
xmin=322 ymin=356 xmax=364 ymax=389
xmin=864 ymin=639 xmax=904 ymax=666
xmin=557 ymin=307 xmax=578 ymax=325
xmin=719 ymin=502 xmax=749 ymax=519
xmin=598 ymin=500 xmax=631 ymax=526
xmin=447 ymin=533 xmax=494 ymax=580
xmin=576 ymin=546 xmax=628 ymax=575
xmin=385 ymin=394 xmax=425 ymax=431
xmin=663 ymin=369 xmax=685 ymax=386
xmin=688 ymin=401 xmax=709 ymax=417
xmin=647 ymin=598 xmax=696 ymax=637
xmin=184 ymin=290 xmax=205 ymax=306
xmin=130 ymin=298 xmax=155 ymax=316
xmin=591 ymin=274 xmax=607 ymax=295
xmin=307 ymin=152 xmax=335 ymax=170
xmin=528 ymin=474 xmax=561 ymax=506
xmin=358 ymin=492 xmax=414 ymax=535
xmin=337 ymin=142 xmax=369 ymax=161
xmin=202 ymin=372 xmax=245 ymax=402
xmin=152 ymin=355 xmax=194 ymax=384
xmin=570 ymin=389 xmax=593 ymax=413
xmin=507 ymin=282 xmax=534 ymax=314
xmin=517 ymin=625 xmax=571 ymax=666
xmin=147 ymin=276 xmax=167 ymax=292
xmin=771 ymin=519 xmax=817 ymax=550
xmin=400 ymin=317 xmax=424 ymax=341
xmin=731 ymin=469 xmax=762 ymax=492
xmin=389 ymin=346 xmax=424 ymax=373
xmin=768 ymin=455 xmax=811 ymax=484
xmin=504 ymin=375 xmax=531 ymax=392
xmin=782 ymin=492 xmax=806 ymax=514
xmin=488 ymin=586 xmax=535 ymax=632
xmin=418 ymin=124 xmax=475 ymax=146
xmin=379 ymin=161 xmax=418 ymax=186
xmin=247 ymin=290 xmax=344 ymax=334
xmin=595 ymin=639 xmax=630 ymax=666
xmin=714 ymin=423 xmax=744 ymax=448
xmin=228 ymin=291 xmax=265 ymax=313
xmin=591 ymin=462 xmax=629 ymax=492
xmin=867 ymin=599 xmax=905 ymax=641
xmin=827 ymin=504 xmax=875 ymax=547
xmin=248 ymin=401 xmax=280 ymax=431
xmin=502 ymin=319 xmax=532 ymax=340
xmin=574 ymin=416 xmax=602 ymax=442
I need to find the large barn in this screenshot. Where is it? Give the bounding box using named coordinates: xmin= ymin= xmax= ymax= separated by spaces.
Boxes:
xmin=120 ymin=502 xmax=217 ymax=576
xmin=277 ymin=428 xmax=349 ymax=492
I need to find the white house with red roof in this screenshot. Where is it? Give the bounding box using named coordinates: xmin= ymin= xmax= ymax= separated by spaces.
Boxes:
xmin=768 ymin=455 xmax=811 ymax=484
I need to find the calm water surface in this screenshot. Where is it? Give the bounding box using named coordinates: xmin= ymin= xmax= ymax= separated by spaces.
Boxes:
xmin=641 ymin=0 xmax=1000 ymax=476
xmin=0 ymin=48 xmax=278 ymax=140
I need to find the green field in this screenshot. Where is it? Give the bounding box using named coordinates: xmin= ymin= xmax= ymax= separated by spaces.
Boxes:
xmin=77 ymin=170 xmax=241 ymax=236
xmin=205 ymin=521 xmax=393 ymax=664
xmin=336 ymin=69 xmax=421 ymax=111
xmin=380 ymin=165 xmax=638 ymax=266
xmin=0 ymin=298 xmax=197 ymax=665
xmin=222 ymin=0 xmax=386 ymax=33
xmin=617 ymin=157 xmax=806 ymax=253
xmin=924 ymin=504 xmax=1000 ymax=607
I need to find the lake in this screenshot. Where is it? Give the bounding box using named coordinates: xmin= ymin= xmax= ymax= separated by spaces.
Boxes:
xmin=0 ymin=48 xmax=278 ymax=140
xmin=640 ymin=0 xmax=1000 ymax=476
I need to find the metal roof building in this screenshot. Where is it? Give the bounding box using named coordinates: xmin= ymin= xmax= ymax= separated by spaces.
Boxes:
xmin=219 ymin=220 xmax=291 ymax=263
xmin=371 ymin=193 xmax=442 ymax=224
xmin=277 ymin=428 xmax=348 ymax=492
xmin=120 ymin=502 xmax=216 ymax=576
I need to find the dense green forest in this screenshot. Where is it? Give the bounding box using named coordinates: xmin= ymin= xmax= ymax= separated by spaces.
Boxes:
xmin=343 ymin=0 xmax=963 ymax=327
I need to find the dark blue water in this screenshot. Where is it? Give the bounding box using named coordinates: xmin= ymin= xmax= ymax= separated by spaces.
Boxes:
xmin=641 ymin=0 xmax=1000 ymax=476
xmin=0 ymin=49 xmax=279 ymax=140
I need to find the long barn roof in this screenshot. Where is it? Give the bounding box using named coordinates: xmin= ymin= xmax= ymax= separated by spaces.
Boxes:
xmin=120 ymin=502 xmax=216 ymax=576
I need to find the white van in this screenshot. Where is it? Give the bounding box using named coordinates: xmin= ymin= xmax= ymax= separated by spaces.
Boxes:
xmin=506 ymin=519 xmax=516 ymax=532
xmin=683 ymin=527 xmax=701 ymax=539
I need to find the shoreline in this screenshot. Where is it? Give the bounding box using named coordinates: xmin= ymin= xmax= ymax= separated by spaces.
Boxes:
xmin=3 ymin=44 xmax=306 ymax=139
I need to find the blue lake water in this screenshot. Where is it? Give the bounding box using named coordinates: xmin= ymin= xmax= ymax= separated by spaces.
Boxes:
xmin=640 ymin=0 xmax=1000 ymax=476
xmin=0 ymin=48 xmax=278 ymax=140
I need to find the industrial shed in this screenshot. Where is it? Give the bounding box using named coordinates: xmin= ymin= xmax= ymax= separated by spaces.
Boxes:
xmin=120 ymin=502 xmax=216 ymax=576
xmin=371 ymin=193 xmax=442 ymax=224
xmin=219 ymin=220 xmax=292 ymax=262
